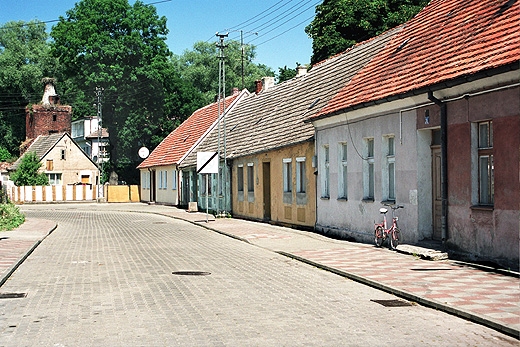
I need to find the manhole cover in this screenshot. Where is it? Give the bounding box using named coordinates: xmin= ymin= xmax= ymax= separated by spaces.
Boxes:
xmin=0 ymin=293 xmax=27 ymax=299
xmin=153 ymin=222 xmax=167 ymax=224
xmin=371 ymin=299 xmax=413 ymax=307
xmin=172 ymin=271 xmax=211 ymax=276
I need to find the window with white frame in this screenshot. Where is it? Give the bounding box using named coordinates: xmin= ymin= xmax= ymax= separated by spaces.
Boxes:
xmin=478 ymin=121 xmax=494 ymax=205
xmin=247 ymin=163 xmax=254 ymax=192
xmin=364 ymin=138 xmax=375 ymax=200
xmin=338 ymin=143 xmax=348 ymax=199
xmin=142 ymin=171 xmax=149 ymax=189
xmin=296 ymin=157 xmax=306 ymax=194
xmin=172 ymin=170 xmax=177 ymax=190
xmin=158 ymin=170 xmax=168 ymax=189
xmin=47 ymin=173 xmax=62 ymax=185
xmin=383 ymin=136 xmax=395 ymax=201
xmin=320 ymin=145 xmax=330 ymax=198
xmin=283 ymin=158 xmax=292 ymax=193
xmin=237 ymin=165 xmax=244 ymax=192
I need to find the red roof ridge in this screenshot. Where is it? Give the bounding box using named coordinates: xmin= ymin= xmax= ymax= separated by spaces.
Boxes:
xmin=312 ymin=0 xmax=520 ymax=119
xmin=137 ymin=90 xmax=247 ymax=169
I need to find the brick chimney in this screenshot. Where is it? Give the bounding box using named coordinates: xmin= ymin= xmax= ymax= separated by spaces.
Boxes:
xmin=254 ymin=80 xmax=262 ymax=94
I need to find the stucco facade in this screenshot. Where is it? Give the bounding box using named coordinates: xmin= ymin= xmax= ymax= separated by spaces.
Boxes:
xmin=313 ymin=107 xmax=421 ymax=244
xmin=139 ymin=166 xmax=180 ymax=205
xmin=435 ymin=86 xmax=519 ymax=268
xmin=231 ymin=141 xmax=316 ymax=229
xmin=312 ymin=80 xmax=519 ymax=269
xmin=40 ymin=134 xmax=98 ymax=185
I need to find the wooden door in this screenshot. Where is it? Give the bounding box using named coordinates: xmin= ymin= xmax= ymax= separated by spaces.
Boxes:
xmin=263 ymin=162 xmax=271 ymax=220
xmin=432 ymin=147 xmax=442 ymax=240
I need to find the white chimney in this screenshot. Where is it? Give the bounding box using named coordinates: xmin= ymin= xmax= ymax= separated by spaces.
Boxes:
xmin=262 ymin=76 xmax=275 ymax=91
xmin=41 ymin=78 xmax=58 ymax=105
xmin=297 ymin=65 xmax=308 ymax=77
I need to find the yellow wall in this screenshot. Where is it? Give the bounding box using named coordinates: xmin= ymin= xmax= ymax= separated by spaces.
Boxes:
xmin=106 ymin=185 xmax=140 ymax=202
xmin=232 ymin=141 xmax=316 ymax=228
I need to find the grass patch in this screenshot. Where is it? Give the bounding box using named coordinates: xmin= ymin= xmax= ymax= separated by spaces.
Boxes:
xmin=0 ymin=203 xmax=25 ymax=231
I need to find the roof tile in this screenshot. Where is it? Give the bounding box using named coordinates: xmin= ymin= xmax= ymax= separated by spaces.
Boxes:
xmin=137 ymin=92 xmax=243 ymax=169
xmin=313 ymin=0 xmax=520 ymax=119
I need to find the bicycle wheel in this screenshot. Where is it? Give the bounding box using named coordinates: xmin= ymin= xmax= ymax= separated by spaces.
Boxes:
xmin=374 ymin=226 xmax=384 ymax=247
xmin=389 ymin=227 xmax=400 ymax=250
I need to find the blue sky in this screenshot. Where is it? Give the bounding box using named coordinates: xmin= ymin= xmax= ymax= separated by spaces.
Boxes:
xmin=0 ymin=0 xmax=318 ymax=72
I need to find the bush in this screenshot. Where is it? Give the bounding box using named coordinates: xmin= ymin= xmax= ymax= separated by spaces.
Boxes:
xmin=10 ymin=151 xmax=49 ymax=186
xmin=0 ymin=202 xmax=25 ymax=231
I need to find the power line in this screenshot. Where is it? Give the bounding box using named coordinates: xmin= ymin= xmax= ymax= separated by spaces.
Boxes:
xmin=249 ymin=0 xmax=320 ymax=43
xmin=228 ymin=0 xmax=295 ymax=32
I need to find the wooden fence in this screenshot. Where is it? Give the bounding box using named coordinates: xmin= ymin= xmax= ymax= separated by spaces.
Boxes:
xmin=6 ymin=185 xmax=140 ymax=203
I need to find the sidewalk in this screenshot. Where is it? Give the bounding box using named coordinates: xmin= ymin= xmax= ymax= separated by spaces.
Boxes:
xmin=1 ymin=204 xmax=518 ymax=339
xmin=0 ymin=218 xmax=56 ymax=287
xmin=147 ymin=206 xmax=520 ymax=339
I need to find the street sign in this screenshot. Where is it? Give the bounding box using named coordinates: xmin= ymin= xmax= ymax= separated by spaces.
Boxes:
xmin=197 ymin=152 xmax=218 ymax=174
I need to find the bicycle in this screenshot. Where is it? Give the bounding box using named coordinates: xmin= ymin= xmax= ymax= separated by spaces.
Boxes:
xmin=374 ymin=204 xmax=404 ymax=250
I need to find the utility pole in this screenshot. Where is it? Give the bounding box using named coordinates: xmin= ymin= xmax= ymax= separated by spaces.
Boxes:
xmin=95 ymin=87 xmax=104 ymax=200
xmin=216 ymin=32 xmax=228 ymax=217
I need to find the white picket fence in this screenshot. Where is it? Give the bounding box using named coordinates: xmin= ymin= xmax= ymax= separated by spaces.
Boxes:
xmin=6 ymin=184 xmax=100 ymax=203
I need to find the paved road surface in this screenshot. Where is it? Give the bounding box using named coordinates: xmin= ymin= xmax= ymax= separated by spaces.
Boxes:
xmin=0 ymin=205 xmax=517 ymax=346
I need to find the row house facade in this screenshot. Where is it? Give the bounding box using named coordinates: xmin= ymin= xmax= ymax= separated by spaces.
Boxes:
xmin=137 ymin=89 xmax=247 ymax=206
xmin=179 ymin=28 xmax=399 ymax=229
xmin=307 ymin=0 xmax=519 ymax=269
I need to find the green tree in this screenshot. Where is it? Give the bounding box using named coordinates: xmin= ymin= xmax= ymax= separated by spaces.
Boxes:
xmin=0 ymin=20 xmax=57 ymax=155
xmin=305 ymin=0 xmax=429 ymax=64
xmin=50 ymin=0 xmax=202 ymax=184
xmin=0 ymin=147 xmax=12 ymax=162
xmin=10 ymin=151 xmax=49 ymax=186
xmin=172 ymin=40 xmax=274 ymax=104
xmin=277 ymin=64 xmax=299 ymax=83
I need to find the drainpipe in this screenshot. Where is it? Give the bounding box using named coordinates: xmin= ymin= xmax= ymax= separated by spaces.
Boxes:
xmin=427 ymin=91 xmax=447 ymax=242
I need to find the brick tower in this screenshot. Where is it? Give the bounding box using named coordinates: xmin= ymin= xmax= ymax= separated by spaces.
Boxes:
xmin=25 ymin=78 xmax=72 ymax=140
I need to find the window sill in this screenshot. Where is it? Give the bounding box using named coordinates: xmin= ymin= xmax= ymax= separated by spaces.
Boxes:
xmin=362 ymin=198 xmax=374 ymax=203
xmin=381 ymin=200 xmax=396 ymax=205
xmin=471 ymin=205 xmax=494 ymax=211
xmin=320 ymin=196 xmax=330 ymax=200
xmin=337 ymin=198 xmax=348 ymax=202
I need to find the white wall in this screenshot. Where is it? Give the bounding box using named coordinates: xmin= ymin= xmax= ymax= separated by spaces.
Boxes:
xmin=314 ymin=109 xmax=421 ymax=244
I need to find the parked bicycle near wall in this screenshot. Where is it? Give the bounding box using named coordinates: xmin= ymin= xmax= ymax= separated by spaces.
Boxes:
xmin=374 ymin=204 xmax=404 ymax=250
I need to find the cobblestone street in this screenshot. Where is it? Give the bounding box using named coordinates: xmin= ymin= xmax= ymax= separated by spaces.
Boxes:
xmin=0 ymin=205 xmax=517 ymax=346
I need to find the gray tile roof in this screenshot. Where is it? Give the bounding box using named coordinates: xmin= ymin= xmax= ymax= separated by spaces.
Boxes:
xmin=9 ymin=133 xmax=66 ymax=171
xmin=181 ymin=27 xmax=400 ymax=168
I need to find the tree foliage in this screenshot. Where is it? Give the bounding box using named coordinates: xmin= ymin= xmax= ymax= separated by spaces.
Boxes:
xmin=10 ymin=151 xmax=49 ymax=186
xmin=277 ymin=65 xmax=299 ymax=83
xmin=0 ymin=20 xmax=58 ymax=156
xmin=172 ymin=41 xmax=274 ymax=104
xmin=50 ymin=0 xmax=203 ymax=183
xmin=305 ymin=0 xmax=429 ymax=64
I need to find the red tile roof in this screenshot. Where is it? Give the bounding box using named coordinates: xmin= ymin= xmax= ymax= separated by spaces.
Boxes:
xmin=313 ymin=0 xmax=520 ymax=119
xmin=137 ymin=92 xmax=244 ymax=169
